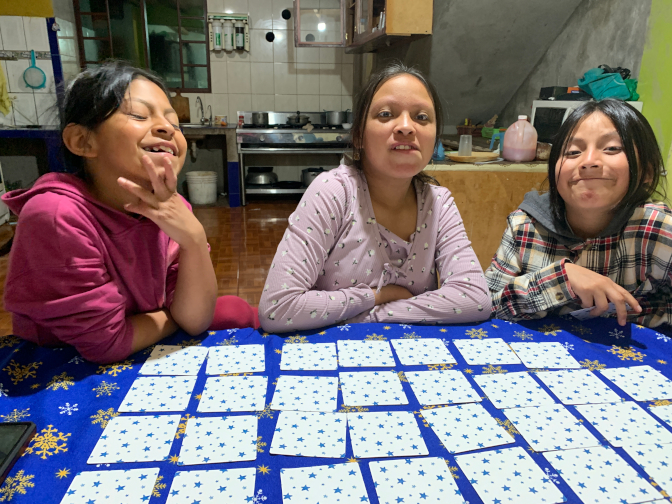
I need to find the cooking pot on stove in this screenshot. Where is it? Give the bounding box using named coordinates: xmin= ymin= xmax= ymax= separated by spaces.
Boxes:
xmin=323 ymin=110 xmax=349 ymax=126
xmin=287 ymin=111 xmax=310 ymax=126
xmin=252 ymin=112 xmax=269 ymax=127
xmin=302 ymin=167 xmax=325 ymax=187
xmin=246 ymin=166 xmax=277 ymax=185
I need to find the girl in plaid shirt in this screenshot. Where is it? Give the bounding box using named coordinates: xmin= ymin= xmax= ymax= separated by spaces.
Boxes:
xmin=487 ymin=99 xmax=671 ymax=329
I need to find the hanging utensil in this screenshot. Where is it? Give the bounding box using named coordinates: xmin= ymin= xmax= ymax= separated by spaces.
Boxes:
xmin=23 ymin=51 xmax=46 ymax=90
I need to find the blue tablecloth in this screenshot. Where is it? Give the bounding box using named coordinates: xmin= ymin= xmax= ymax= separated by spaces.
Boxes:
xmin=0 ymin=316 xmax=670 ymax=504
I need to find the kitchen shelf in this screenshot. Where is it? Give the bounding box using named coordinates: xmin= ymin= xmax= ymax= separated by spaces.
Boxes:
xmin=246 ymin=187 xmax=307 ymax=195
xmin=239 ymin=148 xmax=348 ymax=154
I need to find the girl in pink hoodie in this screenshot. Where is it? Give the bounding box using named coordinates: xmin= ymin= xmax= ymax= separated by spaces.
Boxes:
xmin=3 ymin=62 xmax=258 ymax=363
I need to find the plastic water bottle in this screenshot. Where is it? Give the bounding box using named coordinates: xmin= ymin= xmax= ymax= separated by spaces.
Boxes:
xmin=503 ymin=115 xmax=538 ymax=162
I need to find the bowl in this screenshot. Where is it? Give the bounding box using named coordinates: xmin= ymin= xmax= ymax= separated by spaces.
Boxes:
xmin=341 ymin=123 xmax=352 ymax=130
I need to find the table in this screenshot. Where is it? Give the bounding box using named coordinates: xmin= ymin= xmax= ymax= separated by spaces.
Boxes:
xmin=0 ymin=316 xmax=670 ymax=503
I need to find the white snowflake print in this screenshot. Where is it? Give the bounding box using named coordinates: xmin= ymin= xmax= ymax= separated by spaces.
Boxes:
xmin=0 ymin=383 xmax=8 ymax=397
xmin=68 ymin=356 xmax=84 ymax=364
xmin=59 ymin=403 xmax=79 ymax=415
xmin=251 ymin=489 xmax=267 ymax=503
xmin=562 ymin=342 xmax=574 ymax=351
xmin=226 ymin=328 xmax=239 ymax=334
xmin=400 ymin=324 xmax=411 ymax=329
xmin=609 ymin=329 xmax=625 ymax=339
xmin=338 ymin=325 xmax=351 ymax=331
xmin=656 ymin=333 xmax=671 ymax=342
xmin=544 ymin=467 xmax=561 ymax=485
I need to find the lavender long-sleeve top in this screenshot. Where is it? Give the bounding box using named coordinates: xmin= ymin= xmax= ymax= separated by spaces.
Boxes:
xmin=258 ymin=165 xmax=491 ymax=332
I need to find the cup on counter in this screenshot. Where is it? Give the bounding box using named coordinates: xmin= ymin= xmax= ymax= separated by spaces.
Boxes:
xmin=458 ymin=135 xmax=472 ymax=156
xmin=215 ymin=115 xmax=228 ymax=126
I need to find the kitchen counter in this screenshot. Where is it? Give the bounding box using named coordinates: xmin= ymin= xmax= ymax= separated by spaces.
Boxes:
xmin=180 ymin=124 xmax=237 ymax=135
xmin=425 ymin=160 xmax=547 ymax=172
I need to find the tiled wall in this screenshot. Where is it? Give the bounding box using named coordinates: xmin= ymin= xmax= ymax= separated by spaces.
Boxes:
xmin=183 ymin=0 xmax=354 ymax=122
xmin=0 ymin=16 xmax=58 ymax=127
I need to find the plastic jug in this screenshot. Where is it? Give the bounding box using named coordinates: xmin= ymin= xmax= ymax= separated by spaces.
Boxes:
xmin=502 ymin=115 xmax=538 ymax=162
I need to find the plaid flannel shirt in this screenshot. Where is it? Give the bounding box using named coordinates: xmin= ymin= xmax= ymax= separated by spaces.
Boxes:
xmin=485 ymin=202 xmax=672 ymax=329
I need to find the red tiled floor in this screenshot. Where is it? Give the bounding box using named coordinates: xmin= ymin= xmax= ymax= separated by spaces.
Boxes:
xmin=0 ymin=200 xmax=296 ymax=337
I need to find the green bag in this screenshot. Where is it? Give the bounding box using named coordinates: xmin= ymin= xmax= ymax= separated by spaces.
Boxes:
xmin=625 ymin=79 xmax=639 ymax=101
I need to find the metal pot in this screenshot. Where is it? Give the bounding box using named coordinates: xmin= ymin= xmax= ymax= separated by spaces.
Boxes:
xmin=252 ymin=112 xmax=269 ymax=127
xmin=287 ymin=111 xmax=310 ymax=126
xmin=246 ymin=166 xmax=277 ymax=185
xmin=323 ymin=109 xmax=349 ymax=126
xmin=301 ymin=167 xmax=325 ymax=187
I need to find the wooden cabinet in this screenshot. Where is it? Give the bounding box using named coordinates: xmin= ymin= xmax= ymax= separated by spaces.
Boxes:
xmin=293 ymin=0 xmax=432 ymax=53
xmin=424 ymin=165 xmax=548 ymax=268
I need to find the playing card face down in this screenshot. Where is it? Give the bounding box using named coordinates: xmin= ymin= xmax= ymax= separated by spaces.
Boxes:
xmin=60 ymin=469 xmax=161 ymax=504
xmin=280 ymin=463 xmax=369 ymax=503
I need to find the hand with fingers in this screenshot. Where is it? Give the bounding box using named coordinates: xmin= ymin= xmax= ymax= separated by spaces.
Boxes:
xmin=565 ymin=262 xmax=642 ymax=326
xmin=117 ymin=154 xmax=207 ymax=250
xmin=374 ymin=284 xmax=414 ymax=306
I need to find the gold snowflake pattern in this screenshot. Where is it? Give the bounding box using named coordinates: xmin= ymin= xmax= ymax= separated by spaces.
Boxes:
xmin=261 ymin=332 xmax=270 ymax=338
xmin=580 ymin=359 xmax=606 ymax=371
xmin=427 ymin=363 xmax=456 ymax=371
xmin=482 ymin=365 xmax=508 ymax=374
xmin=652 ymin=400 xmax=672 ymax=407
xmin=339 ymin=405 xmax=369 ymax=413
xmin=571 ymin=325 xmax=592 ymax=335
xmin=364 ymin=333 xmax=387 ymax=341
xmin=0 ymin=470 xmax=34 ymax=501
xmin=274 ymin=349 xmax=282 ymax=354
xmin=439 ymin=328 xmax=447 ymax=333
xmin=318 ymin=331 xmax=326 ymax=335
xmin=152 ymin=476 xmax=166 ymax=498
xmin=257 ymin=465 xmax=271 ymax=474
xmin=90 ymin=408 xmax=119 ymax=429
xmin=168 ymin=454 xmax=180 ymax=464
xmin=46 ymin=372 xmax=75 ymax=391
xmin=465 ymin=328 xmax=488 ymax=339
xmin=286 ymin=335 xmax=308 ymax=344
xmin=178 ymin=338 xmax=202 ymax=347
xmin=256 ymin=436 xmax=266 ymax=453
xmin=175 ymin=414 xmax=195 ymax=439
xmin=608 ymin=346 xmax=646 ymax=362
xmin=217 ymin=336 xmax=238 ymax=346
xmin=658 ymin=360 xmax=667 ymax=365
xmin=3 ymin=360 xmax=42 ymax=385
xmin=30 ymin=384 xmax=40 ymax=390
xmin=397 ymin=371 xmax=408 ymax=382
xmin=383 ymin=326 xmax=391 ymax=330
xmin=255 ymin=404 xmax=273 ymax=419
xmin=1 ymin=409 xmax=30 ymax=422
xmin=55 ymin=468 xmax=70 ymax=479
xmin=96 ymin=360 xmax=133 ymax=377
xmin=93 ymin=381 xmax=119 ymax=397
xmin=490 ymin=324 xmax=499 ymax=329
xmin=496 ymin=418 xmax=520 ymax=438
xmin=402 ymin=332 xmax=421 ymax=339
xmin=347 ymin=457 xmax=359 ymax=463
xmin=24 ymin=425 xmax=70 ymax=459
xmin=512 ymin=331 xmax=534 ymax=341
xmin=0 ymin=336 xmax=20 ymax=349
xmin=463 ymin=369 xmax=473 ymax=374
xmin=538 ymin=324 xmax=562 ymax=336
xmin=446 ymin=462 xmax=459 ymax=479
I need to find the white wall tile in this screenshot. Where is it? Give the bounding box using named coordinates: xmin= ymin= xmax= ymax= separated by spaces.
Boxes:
xmin=341 ymin=63 xmax=353 ymax=96
xmin=272 ymin=0 xmax=294 ymax=29
xmin=296 ymin=63 xmax=319 ymax=95
xmin=319 ymin=47 xmax=342 ymax=64
xmin=0 ymin=16 xmax=27 ymax=50
xmin=55 ymin=17 xmax=74 ymax=37
xmin=211 ymin=50 xmax=228 ymax=63
xmin=252 ymin=94 xmax=275 ymax=110
xmin=272 ymin=29 xmax=295 ymax=63
xmin=210 ymin=61 xmax=228 ymax=94
xmin=273 ymin=62 xmax=296 ymax=94
xmin=5 ymin=59 xmax=31 ymax=93
xmin=341 ymin=49 xmax=353 ymax=64
xmin=249 ymin=29 xmax=273 ymax=62
xmin=222 ymin=0 xmax=248 ymax=14
xmin=227 ymin=61 xmax=251 ymax=94
xmin=319 ymin=94 xmax=340 ymax=110
xmin=11 ymin=92 xmax=37 ymax=125
xmin=320 ymin=0 xmax=340 ymax=7
xmin=61 ymin=61 xmax=80 ymax=82
xmin=210 ymin=95 xmax=229 ymax=117
xmin=296 ymin=46 xmax=320 ymax=63
xmin=319 ymin=63 xmax=341 ymax=95
xmin=57 ymin=37 xmax=77 ymax=59
xmin=229 ymin=93 xmax=252 ymax=116
xmin=274 ymin=94 xmax=297 ymax=111
xmin=35 ymin=93 xmax=59 ymax=125
xmin=33 ymin=59 xmax=55 ymax=94
xmin=224 ymin=49 xmax=250 ymax=61
xmin=181 ymin=93 xmax=207 ymax=123
xmin=298 ymin=94 xmax=319 ymax=111
xmin=248 ymin=0 xmax=273 ymax=29
xmin=207 ymin=0 xmax=225 ymax=11
xmin=251 ymin=62 xmax=274 ymax=94
xmin=341 ymin=95 xmax=353 ymax=110
xmin=23 ymin=17 xmax=50 ymax=51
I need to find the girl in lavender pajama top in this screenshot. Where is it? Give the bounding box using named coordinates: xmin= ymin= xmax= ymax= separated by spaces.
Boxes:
xmin=259 ymin=63 xmax=491 ymax=332
xmin=258 ymin=165 xmax=491 ymax=332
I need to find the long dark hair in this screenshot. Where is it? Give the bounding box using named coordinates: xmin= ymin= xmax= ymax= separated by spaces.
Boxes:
xmin=548 ymin=99 xmax=666 ymax=223
xmin=61 ymin=60 xmax=170 ymax=177
xmin=348 ymin=61 xmax=443 ymax=186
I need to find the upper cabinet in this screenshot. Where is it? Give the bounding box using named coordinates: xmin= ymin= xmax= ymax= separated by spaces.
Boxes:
xmin=293 ymin=0 xmax=432 ymax=53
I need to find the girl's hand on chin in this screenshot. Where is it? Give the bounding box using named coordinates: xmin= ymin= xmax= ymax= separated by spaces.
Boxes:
xmin=564 ymin=263 xmax=642 ymax=326
xmin=117 ymin=155 xmax=206 ymax=250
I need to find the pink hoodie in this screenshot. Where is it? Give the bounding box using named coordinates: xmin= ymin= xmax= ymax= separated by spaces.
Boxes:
xmin=2 ymin=173 xmax=183 ymax=363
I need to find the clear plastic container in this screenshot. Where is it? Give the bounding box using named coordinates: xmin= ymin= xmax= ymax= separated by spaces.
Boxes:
xmin=502 ymin=115 xmax=538 ymax=162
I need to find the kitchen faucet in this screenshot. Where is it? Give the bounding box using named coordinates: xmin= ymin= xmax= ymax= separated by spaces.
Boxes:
xmin=206 ymin=105 xmax=213 ymax=127
xmin=195 ymin=96 xmax=206 ymax=125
